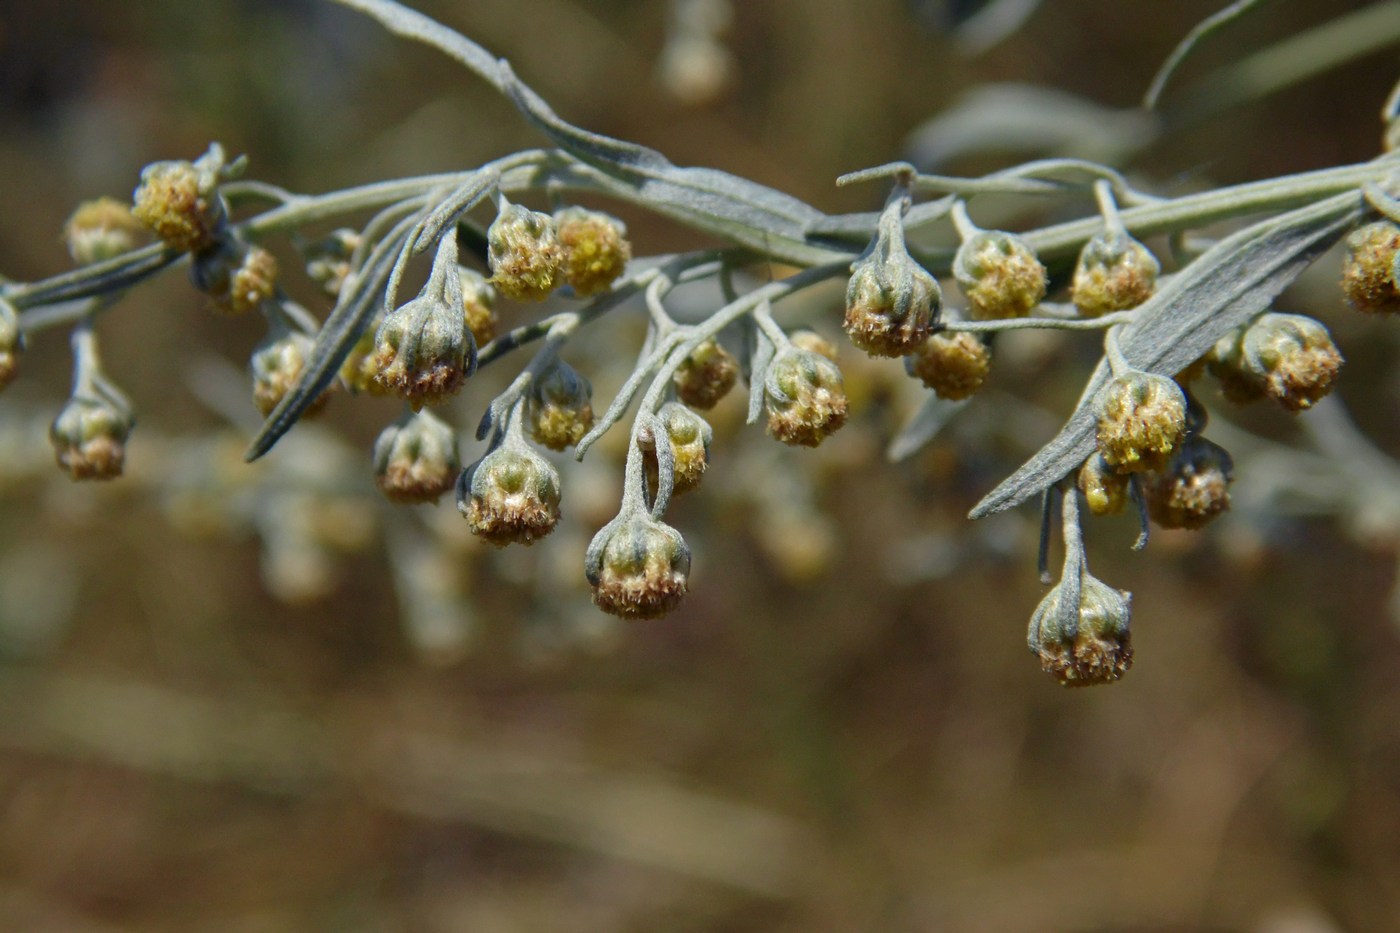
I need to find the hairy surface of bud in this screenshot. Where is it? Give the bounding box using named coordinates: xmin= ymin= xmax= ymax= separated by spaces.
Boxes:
xmin=528 ymin=362 xmax=594 ymax=451
xmin=1028 ymin=573 xmax=1134 ymax=687
xmin=1145 ymin=436 xmax=1234 ymax=530
xmin=458 ymin=442 xmax=562 ymax=546
xmin=1071 ymin=231 xmax=1160 ymax=317
xmin=673 ymin=338 xmax=739 ymax=409
xmin=1341 ymin=220 xmax=1400 ymax=314
xmin=843 ymin=207 xmax=940 ymax=357
xmin=585 ymin=511 xmax=691 ymax=620
xmin=764 ymin=347 xmax=849 ymax=447
xmin=487 ymin=200 xmax=565 ymax=301
xmin=373 ymin=410 xmax=460 ymax=504
xmin=554 ymin=206 xmax=631 ymax=297
xmin=51 ymin=395 xmax=133 ymax=481
xmin=953 ymin=230 xmax=1047 ymax=320
xmin=1095 ymin=371 xmax=1187 ymax=473
xmin=906 ymin=331 xmax=990 ymax=400
xmin=64 ymin=197 xmax=143 ymax=265
xmin=371 ymin=236 xmax=474 ymax=408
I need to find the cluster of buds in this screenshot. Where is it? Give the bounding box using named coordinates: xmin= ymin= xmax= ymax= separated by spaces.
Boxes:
xmin=527 ymin=362 xmax=594 ymax=451
xmin=1071 ymin=230 xmax=1160 ymax=317
xmin=373 ymin=409 xmax=460 ymax=504
xmin=843 ymin=199 xmax=940 ymax=357
xmin=457 ymin=430 xmax=562 ymax=547
xmin=1341 ymin=220 xmax=1400 ymax=315
xmin=304 ymin=228 xmax=361 ymax=299
xmin=585 ymin=508 xmax=691 ymax=619
xmin=1208 ymin=312 xmax=1343 ymax=411
xmin=371 ymin=234 xmax=475 ymax=408
xmin=953 ymin=229 xmax=1047 ymax=320
xmin=487 ymin=199 xmax=630 ymax=301
xmin=763 ymin=344 xmax=849 ymax=446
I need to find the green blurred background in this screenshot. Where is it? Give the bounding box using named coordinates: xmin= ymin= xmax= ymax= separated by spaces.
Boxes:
xmin=2 ymin=1 xmax=1400 ymax=930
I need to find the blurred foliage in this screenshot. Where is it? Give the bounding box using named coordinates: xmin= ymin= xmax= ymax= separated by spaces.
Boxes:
xmin=1 ymin=0 xmax=1399 ymax=930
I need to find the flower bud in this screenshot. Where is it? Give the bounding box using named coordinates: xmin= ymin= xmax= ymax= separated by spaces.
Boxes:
xmin=905 ymin=330 xmax=990 ymax=400
xmin=131 ymin=152 xmax=226 ymax=253
xmin=458 ymin=441 xmax=561 ymax=546
xmin=373 ymin=410 xmax=459 ymax=504
xmin=64 ymin=197 xmax=143 ymax=265
xmin=339 ymin=324 xmax=382 ymax=395
xmin=585 ymin=511 xmax=691 ymax=619
xmin=50 ymin=394 xmax=133 ymax=481
xmin=458 ymin=265 xmax=498 ymax=346
xmin=487 ymin=199 xmax=565 ymax=301
xmin=305 ymin=228 xmax=361 ymax=298
xmin=843 ymin=209 xmax=940 ymax=357
xmin=1077 ymin=452 xmax=1130 ymax=517
xmin=1095 ymin=371 xmax=1187 ymax=473
xmin=642 ymin=402 xmax=713 ymax=496
xmin=1341 ymin=220 xmax=1400 ymax=315
xmin=953 ymin=230 xmax=1047 ymax=320
xmin=0 ymin=296 xmax=22 ymax=391
xmin=527 ymin=362 xmax=594 ymax=451
xmin=1234 ymin=313 xmax=1343 ymax=412
xmin=673 ymin=338 xmax=738 ymax=409
xmin=194 ymin=243 xmax=278 ymax=317
xmin=554 ymin=206 xmax=631 ymax=297
xmin=1071 ymin=230 xmax=1159 ymax=317
xmin=1027 ymin=572 xmax=1133 ymax=687
xmin=371 ymin=235 xmax=474 ymax=409
xmin=252 ymin=331 xmax=331 ymax=417
xmin=1144 ymin=436 xmax=1233 ymax=530
xmin=764 ymin=346 xmax=848 ymax=447
xmin=789 ymin=329 xmax=838 ymax=361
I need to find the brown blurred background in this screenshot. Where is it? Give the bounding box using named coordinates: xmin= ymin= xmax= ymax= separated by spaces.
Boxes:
xmin=2 ymin=1 xmax=1400 ymax=930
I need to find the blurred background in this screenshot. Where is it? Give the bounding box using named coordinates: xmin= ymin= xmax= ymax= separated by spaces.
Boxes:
xmin=1 ymin=0 xmax=1400 ymax=929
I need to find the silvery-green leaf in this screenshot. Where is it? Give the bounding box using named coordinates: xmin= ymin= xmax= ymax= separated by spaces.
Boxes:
xmin=887 ymin=394 xmax=968 ymax=462
xmin=969 ymin=187 xmax=1366 ymax=519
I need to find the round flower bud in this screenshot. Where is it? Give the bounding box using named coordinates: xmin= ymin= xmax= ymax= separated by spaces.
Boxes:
xmin=373 ymin=409 xmax=460 ymax=504
xmin=458 ymin=266 xmax=498 ymax=346
xmin=1077 ymin=452 xmax=1130 ymax=517
xmin=193 ymin=244 xmax=278 ymax=317
xmin=642 ymin=402 xmax=713 ymax=496
xmin=458 ymin=442 xmax=562 ymax=547
xmin=527 ymin=362 xmax=594 ymax=451
xmin=1071 ymin=230 xmax=1160 ymax=317
xmin=585 ymin=511 xmax=691 ymax=620
xmin=305 ymin=228 xmax=361 ymax=298
xmin=1209 ymin=313 xmax=1343 ymax=411
xmin=1145 ymin=436 xmax=1234 ymax=530
xmin=251 ymin=331 xmax=331 ymax=418
xmin=764 ymin=346 xmax=849 ymax=447
xmin=487 ymin=199 xmax=565 ymax=301
xmin=131 ymin=158 xmax=224 ymax=253
xmin=953 ymin=230 xmax=1047 ymax=320
xmin=50 ymin=394 xmax=133 ymax=481
xmin=788 ymin=329 xmax=838 ymax=361
xmin=905 ymin=330 xmax=990 ymax=400
xmin=673 ymin=338 xmax=739 ymax=409
xmin=1341 ymin=220 xmax=1400 ymax=315
xmin=371 ymin=235 xmax=474 ymax=409
xmin=1095 ymin=371 xmax=1187 ymax=473
xmin=554 ymin=206 xmax=631 ymax=297
xmin=843 ymin=227 xmax=941 ymax=357
xmin=339 ymin=324 xmax=382 ymax=395
xmin=64 ymin=197 xmax=143 ymax=265
xmin=1027 ymin=572 xmax=1133 ymax=687
xmin=0 ymin=296 xmax=23 ymax=391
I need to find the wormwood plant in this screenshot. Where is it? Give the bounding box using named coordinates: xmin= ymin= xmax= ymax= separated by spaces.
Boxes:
xmin=3 ymin=0 xmax=1399 ymax=684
